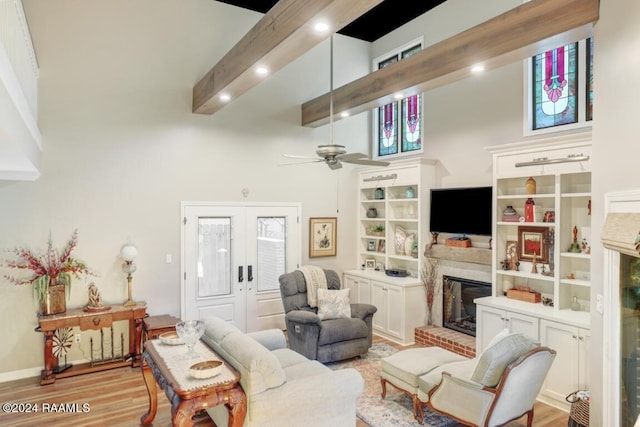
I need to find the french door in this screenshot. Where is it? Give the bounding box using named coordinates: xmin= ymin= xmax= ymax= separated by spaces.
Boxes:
xmin=181 ymin=202 xmax=300 ymax=332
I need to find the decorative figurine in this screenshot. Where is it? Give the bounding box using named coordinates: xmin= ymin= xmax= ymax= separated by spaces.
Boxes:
xmin=531 ymin=254 xmax=538 ymax=274
xmin=515 ymin=261 xmax=520 ymax=271
xmin=568 ymin=226 xmax=582 ymax=253
xmin=541 ymin=264 xmax=547 ymax=274
xmin=84 ymin=283 xmax=111 ymax=312
xmin=543 ymin=229 xmax=555 ymax=277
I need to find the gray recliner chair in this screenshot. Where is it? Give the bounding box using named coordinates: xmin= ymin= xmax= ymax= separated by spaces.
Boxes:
xmin=279 ymin=269 xmax=377 ymax=363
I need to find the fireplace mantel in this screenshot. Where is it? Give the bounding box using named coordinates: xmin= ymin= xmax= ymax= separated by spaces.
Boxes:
xmin=427 ymin=245 xmax=492 ymax=265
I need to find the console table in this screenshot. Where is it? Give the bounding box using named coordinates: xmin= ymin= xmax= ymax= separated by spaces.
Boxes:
xmin=35 ymin=302 xmax=147 ymax=385
xmin=141 ymin=339 xmax=246 ymax=427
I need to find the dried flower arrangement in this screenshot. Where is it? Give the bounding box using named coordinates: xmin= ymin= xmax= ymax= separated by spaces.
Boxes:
xmin=2 ymin=229 xmax=94 ymax=303
xmin=421 ymin=245 xmax=441 ymax=326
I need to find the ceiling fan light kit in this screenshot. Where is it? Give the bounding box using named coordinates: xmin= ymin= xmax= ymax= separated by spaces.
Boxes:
xmin=282 ymin=35 xmax=389 ymax=170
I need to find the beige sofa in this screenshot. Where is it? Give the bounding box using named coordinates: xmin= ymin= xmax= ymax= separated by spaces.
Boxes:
xmin=201 ymin=316 xmax=364 ymax=427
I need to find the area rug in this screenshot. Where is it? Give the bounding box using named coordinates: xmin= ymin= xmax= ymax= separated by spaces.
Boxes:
xmin=328 ymin=343 xmax=457 ymax=427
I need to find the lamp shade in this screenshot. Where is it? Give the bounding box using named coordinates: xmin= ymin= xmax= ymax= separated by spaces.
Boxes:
xmin=120 ymin=243 xmax=138 ymax=262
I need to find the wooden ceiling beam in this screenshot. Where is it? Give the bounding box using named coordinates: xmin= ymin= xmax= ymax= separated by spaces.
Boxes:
xmin=301 ymin=0 xmax=599 ymax=127
xmin=192 ymin=0 xmax=384 ymax=115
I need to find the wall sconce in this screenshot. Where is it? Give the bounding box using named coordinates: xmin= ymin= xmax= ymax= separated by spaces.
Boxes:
xmin=120 ymin=243 xmax=138 ymax=307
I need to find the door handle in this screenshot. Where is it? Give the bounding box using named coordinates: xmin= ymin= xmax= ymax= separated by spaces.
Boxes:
xmin=238 ymin=266 xmax=244 ymax=283
xmin=248 ymin=265 xmax=253 ymax=282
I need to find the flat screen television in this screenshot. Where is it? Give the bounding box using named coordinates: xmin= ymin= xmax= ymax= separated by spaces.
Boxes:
xmin=429 ymin=186 xmax=493 ymax=237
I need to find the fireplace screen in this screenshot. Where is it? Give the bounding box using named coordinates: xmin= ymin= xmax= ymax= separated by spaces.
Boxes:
xmin=443 ymin=275 xmax=491 ymax=337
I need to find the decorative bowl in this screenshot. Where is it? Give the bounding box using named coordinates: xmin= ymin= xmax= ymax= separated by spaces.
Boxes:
xmin=190 ymin=360 xmax=223 ymax=379
xmin=159 ymin=331 xmax=184 ymax=345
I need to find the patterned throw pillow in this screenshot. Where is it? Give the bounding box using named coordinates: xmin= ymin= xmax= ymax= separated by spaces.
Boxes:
xmin=317 ymin=288 xmax=351 ymax=320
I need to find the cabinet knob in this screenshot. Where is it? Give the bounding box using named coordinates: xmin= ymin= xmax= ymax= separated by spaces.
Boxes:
xmin=578 ymin=336 xmax=584 ymax=341
xmin=572 ymin=335 xmax=578 ymax=339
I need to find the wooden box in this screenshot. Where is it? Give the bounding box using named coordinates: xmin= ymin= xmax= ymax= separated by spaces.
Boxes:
xmin=506 ymin=288 xmax=542 ymax=303
xmin=446 ymin=238 xmax=472 ymax=248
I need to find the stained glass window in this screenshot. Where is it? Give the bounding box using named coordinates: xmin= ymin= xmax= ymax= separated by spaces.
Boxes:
xmin=532 ymin=43 xmax=578 ymax=130
xmin=586 ymin=37 xmax=594 ymax=122
xmin=400 ymin=45 xmax=422 ymax=153
xmin=376 ymin=42 xmax=423 ymax=157
xmin=377 ymin=54 xmax=399 ymax=156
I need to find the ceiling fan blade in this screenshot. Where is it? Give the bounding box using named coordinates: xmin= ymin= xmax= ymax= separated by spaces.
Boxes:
xmin=343 ymin=158 xmax=391 ymax=167
xmin=282 ymin=154 xmax=320 ymax=160
xmin=278 ymin=159 xmax=324 ymax=166
xmin=336 ymin=152 xmax=367 ymax=161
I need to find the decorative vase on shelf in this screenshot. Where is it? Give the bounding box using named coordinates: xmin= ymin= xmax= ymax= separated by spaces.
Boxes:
xmin=40 ymin=278 xmax=66 ymax=316
xmin=571 ymin=296 xmax=581 ymax=311
xmin=405 ymin=186 xmax=416 ymax=199
xmin=375 ymin=188 xmax=385 ymax=200
xmin=366 ymin=208 xmax=378 ymax=218
xmin=525 ymin=176 xmax=537 ymax=195
xmin=524 ymin=198 xmax=535 ymax=222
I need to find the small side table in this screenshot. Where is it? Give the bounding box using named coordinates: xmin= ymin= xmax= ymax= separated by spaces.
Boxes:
xmin=143 ymin=314 xmax=181 ymax=342
xmin=140 ymin=340 xmax=246 ymax=427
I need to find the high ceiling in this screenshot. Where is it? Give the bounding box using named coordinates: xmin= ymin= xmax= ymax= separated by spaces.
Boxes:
xmin=216 ymin=0 xmax=448 ymax=42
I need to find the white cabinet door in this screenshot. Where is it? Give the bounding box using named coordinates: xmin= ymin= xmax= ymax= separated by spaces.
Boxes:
xmin=372 ymin=281 xmax=388 ymax=332
xmin=386 ymin=284 xmax=403 ymax=338
xmin=477 ymin=305 xmax=507 ymax=352
xmin=540 ymin=319 xmax=585 ymax=406
xmin=343 ymin=274 xmax=371 ymax=305
xmin=476 ymin=305 xmax=539 ymax=353
xmin=508 ymin=311 xmax=539 ymax=338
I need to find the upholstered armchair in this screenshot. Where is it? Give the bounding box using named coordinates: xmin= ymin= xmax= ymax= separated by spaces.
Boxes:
xmin=279 ymin=269 xmax=377 ymax=363
xmin=425 ymin=346 xmax=556 ymax=427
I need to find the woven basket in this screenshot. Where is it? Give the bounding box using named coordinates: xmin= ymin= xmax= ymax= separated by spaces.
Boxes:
xmin=566 ymin=390 xmax=589 ymax=427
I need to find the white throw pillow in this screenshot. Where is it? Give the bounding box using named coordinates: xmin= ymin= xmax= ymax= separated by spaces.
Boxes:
xmin=470 ymin=332 xmax=539 ymax=387
xmin=317 ymin=288 xmax=351 ymax=320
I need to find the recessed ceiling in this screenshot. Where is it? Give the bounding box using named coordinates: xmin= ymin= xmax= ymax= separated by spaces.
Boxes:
xmin=215 ymin=0 xmax=448 ymax=42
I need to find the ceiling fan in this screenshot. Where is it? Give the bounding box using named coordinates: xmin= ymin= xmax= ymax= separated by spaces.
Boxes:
xmin=282 ymin=35 xmax=389 ymax=170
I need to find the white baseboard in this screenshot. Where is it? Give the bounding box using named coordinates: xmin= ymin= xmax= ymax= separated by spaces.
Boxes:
xmin=0 ymin=367 xmax=41 ymax=383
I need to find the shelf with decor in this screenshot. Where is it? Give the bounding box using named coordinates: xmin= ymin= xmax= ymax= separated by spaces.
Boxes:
xmin=481 ymin=136 xmax=593 ymax=411
xmin=356 ymin=159 xmax=436 ymax=278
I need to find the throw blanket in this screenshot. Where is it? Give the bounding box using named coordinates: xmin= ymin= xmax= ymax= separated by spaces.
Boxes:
xmin=299 ymin=265 xmax=327 ymax=308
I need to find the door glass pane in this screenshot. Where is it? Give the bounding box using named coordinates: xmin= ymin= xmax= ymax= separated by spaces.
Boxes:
xmin=256 ymin=217 xmax=286 ymax=292
xmin=197 ymin=217 xmax=231 ymax=298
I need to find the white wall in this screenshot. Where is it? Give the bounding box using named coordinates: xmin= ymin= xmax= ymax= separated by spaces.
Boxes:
xmin=0 ymin=0 xmax=370 ymax=375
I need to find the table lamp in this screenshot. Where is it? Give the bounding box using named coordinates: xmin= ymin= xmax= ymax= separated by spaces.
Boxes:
xmin=120 ymin=243 xmax=138 ymax=307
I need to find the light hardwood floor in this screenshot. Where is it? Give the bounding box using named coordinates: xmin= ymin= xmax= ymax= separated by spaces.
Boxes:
xmin=0 ymin=336 xmax=568 ymax=427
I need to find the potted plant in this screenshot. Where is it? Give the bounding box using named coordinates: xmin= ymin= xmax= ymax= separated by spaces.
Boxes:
xmin=370 ymin=224 xmax=385 ymax=236
xmin=2 ymin=229 xmax=94 ymax=315
xmin=411 ymin=239 xmax=419 ymax=258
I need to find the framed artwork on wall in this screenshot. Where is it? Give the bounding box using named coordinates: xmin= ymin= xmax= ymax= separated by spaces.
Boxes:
xmin=309 ymin=217 xmax=337 ymax=258
xmin=517 ymin=226 xmax=549 ymax=263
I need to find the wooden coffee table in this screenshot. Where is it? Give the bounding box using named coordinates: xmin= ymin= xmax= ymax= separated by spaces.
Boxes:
xmin=140 ymin=339 xmax=246 ymax=427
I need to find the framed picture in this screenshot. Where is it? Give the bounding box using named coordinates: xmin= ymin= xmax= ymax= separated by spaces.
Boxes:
xmin=309 ymin=217 xmax=337 ymax=258
xmin=365 ymin=258 xmax=376 ymax=270
xmin=517 ymin=226 xmax=549 ymax=263
xmin=377 ymin=239 xmax=385 ymax=253
xmin=367 ymin=240 xmax=377 ymax=251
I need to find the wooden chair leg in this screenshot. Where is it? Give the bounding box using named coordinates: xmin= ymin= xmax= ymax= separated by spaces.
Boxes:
xmin=380 ymin=378 xmax=387 ymax=399
xmin=412 ymin=396 xmax=423 ymax=423
xmin=526 ymin=409 xmax=534 ymax=427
